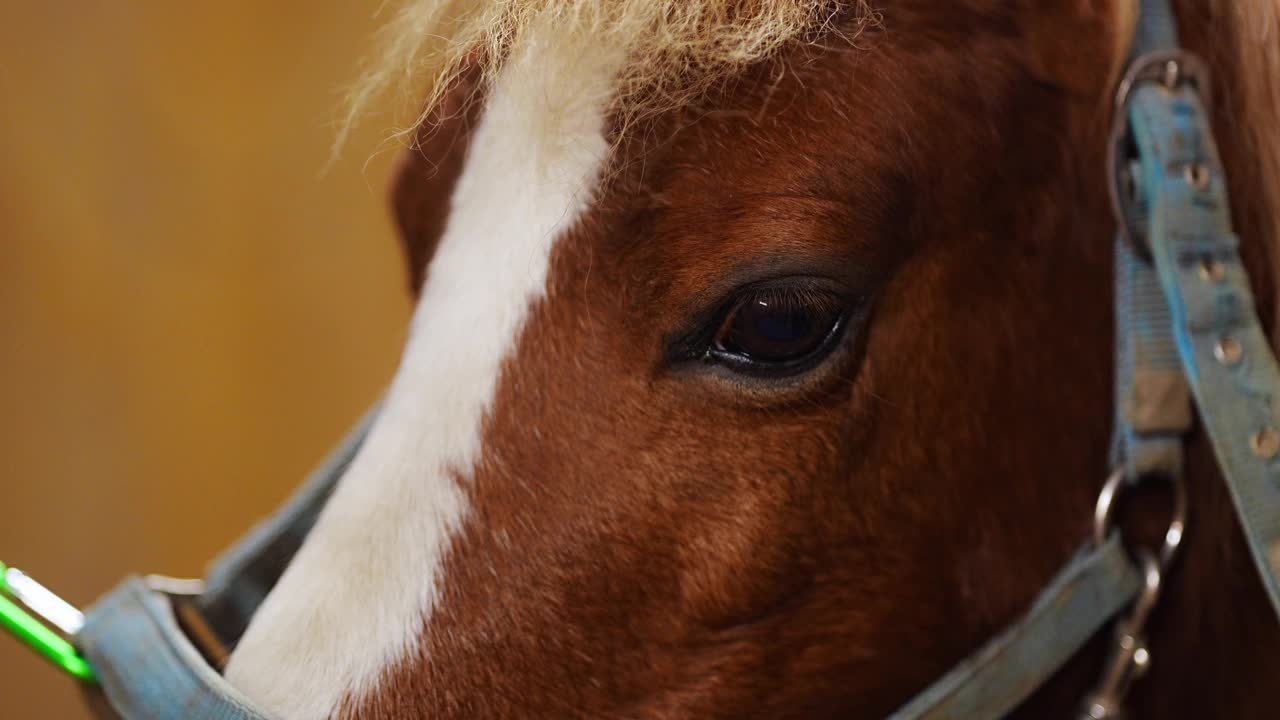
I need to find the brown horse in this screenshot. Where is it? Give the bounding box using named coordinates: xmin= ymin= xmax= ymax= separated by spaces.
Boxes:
xmin=210 ymin=1 xmax=1280 ymax=718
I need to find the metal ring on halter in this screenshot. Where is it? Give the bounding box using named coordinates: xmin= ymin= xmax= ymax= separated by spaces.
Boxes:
xmin=1093 ymin=468 xmax=1187 ymax=572
xmin=1106 ymin=50 xmax=1213 ymax=260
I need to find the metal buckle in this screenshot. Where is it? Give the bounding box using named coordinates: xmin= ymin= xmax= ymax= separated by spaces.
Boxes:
xmin=1079 ymin=469 xmax=1187 ymax=719
xmin=1106 ymin=50 xmax=1213 ymax=260
xmin=0 ymin=560 xmax=97 ymax=682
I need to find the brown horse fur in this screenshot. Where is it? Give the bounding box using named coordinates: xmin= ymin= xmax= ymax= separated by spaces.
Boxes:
xmin=335 ymin=1 xmax=1280 ymax=717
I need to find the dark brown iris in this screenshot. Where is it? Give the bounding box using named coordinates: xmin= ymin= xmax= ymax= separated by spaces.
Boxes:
xmin=714 ymin=288 xmax=842 ymax=364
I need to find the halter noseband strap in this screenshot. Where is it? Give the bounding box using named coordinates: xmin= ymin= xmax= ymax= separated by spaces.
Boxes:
xmin=10 ymin=0 xmax=1279 ymax=717
xmin=76 ymin=410 xmax=376 ymax=720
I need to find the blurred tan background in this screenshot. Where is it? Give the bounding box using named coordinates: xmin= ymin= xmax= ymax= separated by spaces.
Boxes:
xmin=0 ymin=3 xmax=411 ymax=717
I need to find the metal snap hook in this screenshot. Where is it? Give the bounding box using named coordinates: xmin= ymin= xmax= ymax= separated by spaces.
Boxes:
xmin=1080 ymin=550 xmax=1164 ymax=720
xmin=1084 ymin=467 xmax=1188 ymax=718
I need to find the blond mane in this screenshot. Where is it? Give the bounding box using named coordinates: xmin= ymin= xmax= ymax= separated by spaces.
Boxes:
xmin=337 ymin=0 xmax=865 ymax=150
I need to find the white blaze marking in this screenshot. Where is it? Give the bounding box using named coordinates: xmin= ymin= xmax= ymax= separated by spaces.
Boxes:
xmin=224 ymin=32 xmax=618 ymax=719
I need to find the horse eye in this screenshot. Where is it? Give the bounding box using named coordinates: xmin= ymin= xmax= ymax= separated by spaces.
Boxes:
xmin=712 ymin=288 xmax=845 ymax=368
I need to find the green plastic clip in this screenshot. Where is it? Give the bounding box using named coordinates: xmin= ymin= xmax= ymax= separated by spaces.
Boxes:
xmin=0 ymin=560 xmax=97 ymax=683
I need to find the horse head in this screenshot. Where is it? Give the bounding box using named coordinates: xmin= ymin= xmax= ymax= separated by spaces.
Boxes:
xmin=220 ymin=2 xmax=1280 ymax=717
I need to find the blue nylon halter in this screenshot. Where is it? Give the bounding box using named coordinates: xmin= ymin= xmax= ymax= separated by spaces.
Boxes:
xmin=70 ymin=1 xmax=1280 ymax=717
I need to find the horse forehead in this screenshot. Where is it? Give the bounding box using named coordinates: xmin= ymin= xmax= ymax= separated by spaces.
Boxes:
xmin=222 ymin=36 xmax=623 ymax=720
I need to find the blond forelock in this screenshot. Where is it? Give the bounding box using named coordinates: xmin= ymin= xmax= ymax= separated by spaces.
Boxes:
xmin=338 ymin=0 xmax=866 ymax=150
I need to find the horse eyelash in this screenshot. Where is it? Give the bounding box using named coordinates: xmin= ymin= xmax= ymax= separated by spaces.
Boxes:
xmin=736 ymin=285 xmax=844 ymax=315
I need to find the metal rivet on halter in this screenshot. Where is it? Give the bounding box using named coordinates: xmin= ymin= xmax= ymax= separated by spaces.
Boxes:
xmin=1214 ymin=336 xmax=1243 ymax=365
xmin=1199 ymin=258 xmax=1227 ymax=282
xmin=1162 ymin=59 xmax=1180 ymax=89
xmin=1184 ymin=162 xmax=1211 ymax=190
xmin=1250 ymin=428 xmax=1280 ymax=460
